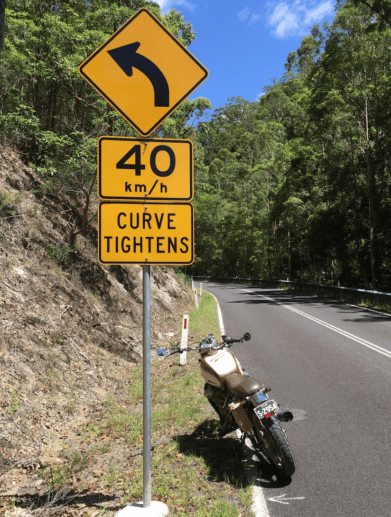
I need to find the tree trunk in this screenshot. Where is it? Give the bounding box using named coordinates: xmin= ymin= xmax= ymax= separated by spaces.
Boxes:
xmin=368 ymin=198 xmax=376 ymax=288
xmin=266 ymin=172 xmax=272 ymax=277
xmin=288 ymin=228 xmax=291 ymax=281
xmin=70 ymin=169 xmax=97 ymax=247
xmin=0 ymin=0 xmax=5 ymax=62
xmin=267 ymin=237 xmax=272 ymax=278
xmin=364 ymin=96 xmax=376 ymax=289
xmin=331 ymin=258 xmax=334 ymax=285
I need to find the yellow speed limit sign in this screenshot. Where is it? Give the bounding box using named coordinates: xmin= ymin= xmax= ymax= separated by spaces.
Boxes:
xmin=98 ymin=202 xmax=194 ymax=265
xmin=98 ymin=137 xmax=193 ymax=201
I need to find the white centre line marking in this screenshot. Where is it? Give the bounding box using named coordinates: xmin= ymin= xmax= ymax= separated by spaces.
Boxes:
xmin=242 ymin=289 xmax=391 ymax=359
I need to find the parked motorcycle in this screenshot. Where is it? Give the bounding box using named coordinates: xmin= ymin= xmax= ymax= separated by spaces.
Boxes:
xmin=157 ymin=333 xmax=295 ymax=478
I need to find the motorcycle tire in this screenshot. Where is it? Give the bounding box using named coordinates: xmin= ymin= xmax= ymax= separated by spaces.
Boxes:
xmin=250 ymin=413 xmax=295 ymax=478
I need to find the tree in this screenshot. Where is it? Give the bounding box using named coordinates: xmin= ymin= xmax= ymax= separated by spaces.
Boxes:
xmin=192 ymin=2 xmax=391 ymax=290
xmin=0 ymin=0 xmax=208 ymax=248
xmin=0 ymin=0 xmax=5 ymax=61
xmin=349 ymin=0 xmax=391 ymax=29
xmin=307 ymin=2 xmax=391 ymax=288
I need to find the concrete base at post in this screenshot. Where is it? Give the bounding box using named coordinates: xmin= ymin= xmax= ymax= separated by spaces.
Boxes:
xmin=115 ymin=501 xmax=169 ymax=516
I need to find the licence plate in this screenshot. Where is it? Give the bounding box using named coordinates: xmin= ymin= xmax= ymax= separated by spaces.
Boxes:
xmin=254 ymin=400 xmax=279 ymax=419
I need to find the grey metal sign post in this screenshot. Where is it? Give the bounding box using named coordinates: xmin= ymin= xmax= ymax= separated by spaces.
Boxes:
xmin=115 ymin=266 xmax=169 ymax=516
xmin=143 ymin=264 xmax=152 ymax=508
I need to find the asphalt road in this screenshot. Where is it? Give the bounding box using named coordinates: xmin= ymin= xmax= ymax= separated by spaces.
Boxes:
xmin=197 ymin=282 xmax=391 ymax=517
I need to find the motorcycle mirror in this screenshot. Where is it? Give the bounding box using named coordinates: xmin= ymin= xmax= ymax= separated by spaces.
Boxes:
xmin=243 ymin=333 xmax=251 ymax=341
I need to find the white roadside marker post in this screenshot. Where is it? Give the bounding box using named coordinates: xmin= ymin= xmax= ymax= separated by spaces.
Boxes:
xmin=192 ymin=279 xmax=194 ymax=291
xmin=180 ymin=315 xmax=189 ymax=365
xmin=194 ymin=289 xmax=199 ymax=309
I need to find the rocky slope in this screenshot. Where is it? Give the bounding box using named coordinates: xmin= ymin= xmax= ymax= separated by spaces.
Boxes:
xmin=0 ymin=145 xmax=192 ymax=512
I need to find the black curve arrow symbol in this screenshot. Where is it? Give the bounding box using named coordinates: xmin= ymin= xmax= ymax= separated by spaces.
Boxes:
xmin=107 ymin=42 xmax=169 ymax=107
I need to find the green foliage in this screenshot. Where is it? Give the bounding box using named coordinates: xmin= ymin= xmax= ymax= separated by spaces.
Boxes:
xmin=42 ymin=242 xmax=80 ymax=263
xmin=173 ymin=266 xmax=187 ymax=283
xmin=64 ymin=385 xmax=78 ymax=415
xmin=9 ymin=391 xmax=19 ymax=416
xmin=0 ymin=189 xmax=22 ymax=218
xmin=0 ymin=0 xmax=209 ymax=246
xmin=40 ymin=451 xmax=89 ymax=492
xmin=190 ymin=3 xmax=391 ymax=291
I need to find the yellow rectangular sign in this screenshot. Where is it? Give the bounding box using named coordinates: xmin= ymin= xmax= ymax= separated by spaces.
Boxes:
xmin=98 ymin=137 xmax=193 ymax=201
xmin=98 ymin=202 xmax=194 ymax=265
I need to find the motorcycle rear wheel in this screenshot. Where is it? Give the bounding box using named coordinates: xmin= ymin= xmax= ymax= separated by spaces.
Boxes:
xmin=250 ymin=414 xmax=295 ymax=478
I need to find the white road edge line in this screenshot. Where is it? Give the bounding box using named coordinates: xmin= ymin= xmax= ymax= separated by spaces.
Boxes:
xmin=241 ymin=289 xmax=391 ymax=359
xmin=203 ymin=288 xmax=270 ymax=517
xmin=242 ymin=284 xmax=390 ymax=316
xmin=345 ymin=302 xmax=390 ymax=316
xmin=203 ymin=289 xmax=225 ymax=336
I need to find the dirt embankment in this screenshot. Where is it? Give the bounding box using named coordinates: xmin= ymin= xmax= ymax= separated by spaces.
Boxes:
xmin=0 ymin=146 xmax=192 ymax=508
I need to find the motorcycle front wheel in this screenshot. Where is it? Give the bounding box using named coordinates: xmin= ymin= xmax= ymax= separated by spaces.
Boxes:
xmin=250 ymin=413 xmax=295 ymax=478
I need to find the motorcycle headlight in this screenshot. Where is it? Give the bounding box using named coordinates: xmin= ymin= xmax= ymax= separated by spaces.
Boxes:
xmin=249 ymin=390 xmax=268 ymax=407
xmin=201 ymin=337 xmax=218 ymax=349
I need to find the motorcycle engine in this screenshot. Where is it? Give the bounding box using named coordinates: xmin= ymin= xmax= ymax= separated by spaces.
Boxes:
xmin=204 ymin=384 xmax=234 ymax=424
xmin=204 ymin=384 xmax=227 ymax=405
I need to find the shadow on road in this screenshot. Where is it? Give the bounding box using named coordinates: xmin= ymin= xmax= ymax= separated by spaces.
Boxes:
xmin=219 ymin=287 xmax=391 ymax=323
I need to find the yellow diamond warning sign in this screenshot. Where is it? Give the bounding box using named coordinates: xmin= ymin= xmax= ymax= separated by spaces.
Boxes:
xmin=98 ymin=202 xmax=194 ymax=265
xmin=78 ymin=8 xmax=208 ymax=136
xmin=98 ymin=137 xmax=193 ymax=201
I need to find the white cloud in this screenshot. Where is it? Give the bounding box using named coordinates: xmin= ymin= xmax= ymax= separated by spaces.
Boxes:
xmin=238 ymin=7 xmax=250 ymax=22
xmin=155 ymin=0 xmax=196 ymax=14
xmin=256 ymin=92 xmax=264 ymax=100
xmin=238 ymin=1 xmax=334 ymax=39
xmin=268 ymin=0 xmax=334 ymax=38
xmin=303 ymin=1 xmax=334 ymax=25
xmin=268 ymin=2 xmax=301 ymax=38
xmin=249 ymin=13 xmax=263 ymax=24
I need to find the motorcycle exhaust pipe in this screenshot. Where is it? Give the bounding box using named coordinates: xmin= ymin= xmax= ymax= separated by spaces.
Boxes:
xmin=276 ymin=411 xmax=294 ymax=422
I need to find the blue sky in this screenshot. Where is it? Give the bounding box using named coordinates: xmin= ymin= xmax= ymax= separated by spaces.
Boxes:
xmin=155 ymin=0 xmax=337 ymax=114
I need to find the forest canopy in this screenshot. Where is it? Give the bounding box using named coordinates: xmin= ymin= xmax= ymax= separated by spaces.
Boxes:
xmin=191 ymin=0 xmax=391 ymax=290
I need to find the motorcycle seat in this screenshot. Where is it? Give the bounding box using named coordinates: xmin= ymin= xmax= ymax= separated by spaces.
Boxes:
xmin=225 ymin=373 xmax=262 ymax=397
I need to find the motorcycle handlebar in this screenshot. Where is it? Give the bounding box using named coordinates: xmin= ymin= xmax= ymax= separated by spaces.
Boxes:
xmin=224 ymin=337 xmax=242 ymax=344
xmin=222 ymin=333 xmax=251 ymax=344
xmin=157 ymin=332 xmax=251 ymax=357
xmin=157 ymin=348 xmax=185 ymax=356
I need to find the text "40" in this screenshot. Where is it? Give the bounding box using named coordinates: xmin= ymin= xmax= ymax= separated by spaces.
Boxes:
xmin=116 ymin=144 xmax=175 ymax=177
